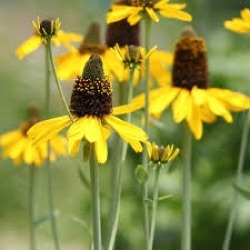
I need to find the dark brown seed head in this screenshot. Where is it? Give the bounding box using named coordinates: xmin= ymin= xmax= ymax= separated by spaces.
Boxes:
xmin=39 ymin=19 xmax=56 ymax=36
xmin=70 ymin=54 xmax=112 ymax=118
xmin=172 ymin=27 xmax=209 ymax=90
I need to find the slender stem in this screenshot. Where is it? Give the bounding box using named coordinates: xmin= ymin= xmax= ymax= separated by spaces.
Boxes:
xmin=148 ymin=166 xmax=161 ymax=250
xmin=44 ymin=43 xmax=60 ymax=250
xmin=105 ymin=69 xmax=136 ymax=250
xmin=45 ymin=45 xmax=50 ymax=118
xmin=89 ymin=143 xmax=102 ymax=250
xmin=222 ymin=110 xmax=250 ymax=250
xmin=181 ymin=124 xmax=192 ymax=250
xmin=121 ymin=69 xmax=135 ymax=161
xmin=29 ymin=167 xmax=36 ymax=250
xmin=142 ymin=17 xmax=152 ymax=250
xmin=46 ymin=38 xmax=73 ymax=121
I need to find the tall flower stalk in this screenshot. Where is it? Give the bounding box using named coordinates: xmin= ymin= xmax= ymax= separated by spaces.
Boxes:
xmin=89 ymin=143 xmax=102 ymax=250
xmin=142 ymin=16 xmax=152 ymax=250
xmin=222 ymin=110 xmax=250 ymax=250
xmin=29 ymin=167 xmax=37 ymax=250
xmin=181 ymin=124 xmax=192 ymax=250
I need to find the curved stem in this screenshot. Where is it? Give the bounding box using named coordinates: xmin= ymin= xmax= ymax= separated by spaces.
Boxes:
xmin=142 ymin=17 xmax=152 ymax=250
xmin=29 ymin=167 xmax=36 ymax=250
xmin=46 ymin=39 xmax=73 ymax=121
xmin=181 ymin=124 xmax=192 ymax=250
xmin=148 ymin=166 xmax=161 ymax=250
xmin=89 ymin=143 xmax=102 ymax=250
xmin=44 ymin=43 xmax=60 ymax=250
xmin=221 ymin=110 xmax=250 ymax=250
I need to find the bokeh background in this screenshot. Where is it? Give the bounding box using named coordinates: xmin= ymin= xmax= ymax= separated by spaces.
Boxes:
xmin=0 ymin=0 xmax=250 ymax=249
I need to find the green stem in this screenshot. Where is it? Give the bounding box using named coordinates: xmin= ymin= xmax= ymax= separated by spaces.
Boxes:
xmin=181 ymin=124 xmax=192 ymax=250
xmin=89 ymin=143 xmax=102 ymax=250
xmin=121 ymin=69 xmax=135 ymax=161
xmin=221 ymin=110 xmax=250 ymax=250
xmin=29 ymin=167 xmax=36 ymax=250
xmin=148 ymin=166 xmax=161 ymax=250
xmin=45 ymin=45 xmax=50 ymax=118
xmin=45 ymin=156 xmax=60 ymax=250
xmin=44 ymin=43 xmax=60 ymax=250
xmin=46 ymin=39 xmax=73 ymax=121
xmin=142 ymin=17 xmax=152 ymax=250
xmin=105 ymin=69 xmax=136 ymax=250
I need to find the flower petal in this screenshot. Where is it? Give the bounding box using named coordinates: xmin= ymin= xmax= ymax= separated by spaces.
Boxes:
xmin=94 ymin=126 xmax=111 ymax=164
xmin=15 ymin=36 xmax=42 ymax=59
xmin=28 ymin=116 xmax=70 ymax=145
xmin=145 ymin=7 xmax=159 ymax=22
xmin=104 ymin=115 xmax=147 ymax=141
xmin=172 ymin=89 xmax=190 ymax=122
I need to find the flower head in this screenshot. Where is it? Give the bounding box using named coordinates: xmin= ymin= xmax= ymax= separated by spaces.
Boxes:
xmin=56 ymin=22 xmax=119 ymax=81
xmin=132 ymin=27 xmax=250 ymax=139
xmin=28 ymin=54 xmax=147 ymax=164
xmin=107 ymin=0 xmax=192 ymax=26
xmin=15 ymin=17 xmax=83 ymax=59
xmin=0 ymin=106 xmax=67 ymax=166
xmin=110 ymin=43 xmax=172 ymax=86
xmin=224 ymin=8 xmax=250 ymax=33
xmin=106 ymin=0 xmax=140 ymax=47
xmin=147 ymin=142 xmax=180 ymax=165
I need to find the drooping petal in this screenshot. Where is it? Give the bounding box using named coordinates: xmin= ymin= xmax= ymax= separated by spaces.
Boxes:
xmin=68 ymin=138 xmax=82 ymax=156
xmin=127 ymin=9 xmax=143 ymax=25
xmin=145 ymin=7 xmax=159 ymax=22
xmin=205 ymin=92 xmax=233 ymax=123
xmin=15 ymin=35 xmax=42 ymax=59
xmin=208 ymin=88 xmax=250 ymax=111
xmin=104 ymin=115 xmax=147 ymax=141
xmin=118 ymin=133 xmax=144 ymax=152
xmin=149 ymin=87 xmax=180 ymax=115
xmin=107 ymin=6 xmax=137 ymax=24
xmin=67 ymin=116 xmax=102 ymax=143
xmin=28 ymin=116 xmax=71 ymax=145
xmin=159 ymin=5 xmax=192 ymax=22
xmin=0 ymin=130 xmax=22 ymax=146
xmin=94 ymin=125 xmax=111 ymax=164
xmin=172 ymin=89 xmax=190 ymax=122
xmin=186 ymin=97 xmax=203 ymax=140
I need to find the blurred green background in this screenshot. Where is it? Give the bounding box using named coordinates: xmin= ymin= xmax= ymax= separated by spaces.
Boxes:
xmin=0 ymin=0 xmax=250 ymax=249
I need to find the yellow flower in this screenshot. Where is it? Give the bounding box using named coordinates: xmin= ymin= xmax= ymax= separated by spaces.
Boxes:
xmin=224 ymin=8 xmax=250 ymax=33
xmin=28 ymin=54 xmax=147 ymax=164
xmin=0 ymin=118 xmax=67 ymax=166
xmin=56 ymin=22 xmax=118 ymax=81
xmin=147 ymin=142 xmax=180 ymax=164
xmin=15 ymin=17 xmax=83 ymax=59
xmin=110 ymin=44 xmax=173 ymax=86
xmin=132 ymin=28 xmax=250 ymax=140
xmin=107 ymin=0 xmax=192 ymax=26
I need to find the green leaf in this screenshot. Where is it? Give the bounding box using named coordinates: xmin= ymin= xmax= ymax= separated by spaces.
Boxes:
xmin=233 ymin=182 xmax=250 ymax=200
xmin=158 ymin=194 xmax=173 ymax=202
xmin=134 ymin=165 xmax=149 ymax=185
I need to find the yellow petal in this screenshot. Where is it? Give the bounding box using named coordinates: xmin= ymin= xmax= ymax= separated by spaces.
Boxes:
xmin=28 ymin=116 xmax=70 ymax=145
xmin=159 ymin=6 xmax=192 ymax=22
xmin=207 ymin=88 xmax=250 ymax=111
xmin=107 ymin=6 xmax=136 ymax=24
xmin=68 ymin=138 xmax=82 ymax=156
xmin=186 ymin=98 xmax=203 ymax=140
xmin=172 ymin=89 xmax=190 ymax=122
xmin=15 ymin=35 xmax=42 ymax=59
xmin=119 ymin=133 xmax=144 ymax=152
xmin=0 ymin=130 xmax=22 ymax=146
xmin=127 ymin=9 xmax=143 ymax=25
xmin=149 ymin=87 xmax=180 ymax=115
xmin=104 ymin=115 xmax=147 ymax=141
xmin=94 ymin=126 xmax=111 ymax=164
xmin=205 ymin=92 xmax=233 ymax=122
xmin=67 ymin=116 xmax=102 ymax=143
xmin=145 ymin=7 xmax=159 ymax=22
